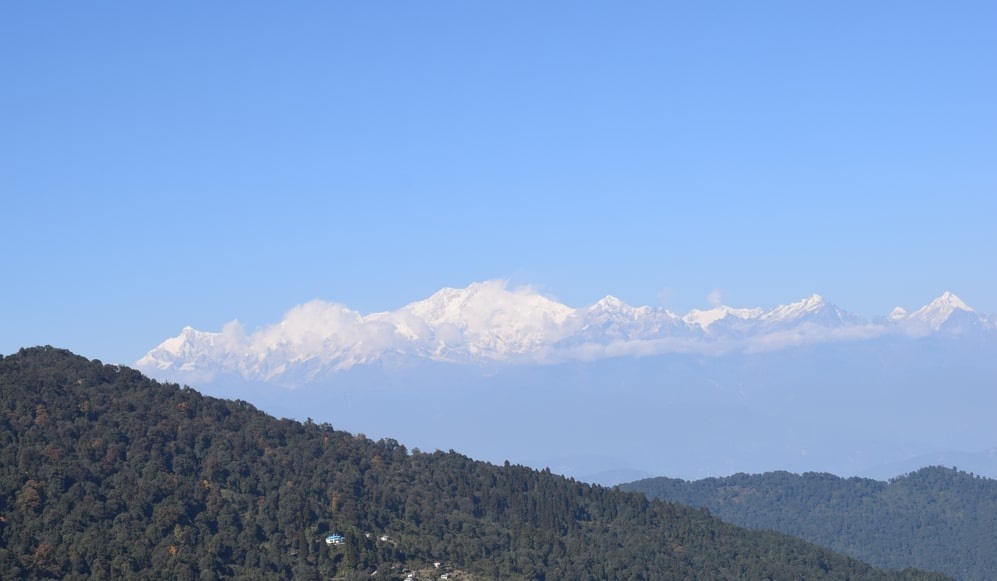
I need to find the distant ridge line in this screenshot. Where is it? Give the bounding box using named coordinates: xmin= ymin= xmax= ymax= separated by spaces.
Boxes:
xmin=137 ymin=281 xmax=994 ymax=386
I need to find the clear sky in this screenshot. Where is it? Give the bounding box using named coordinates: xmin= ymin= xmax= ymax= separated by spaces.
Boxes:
xmin=3 ymin=2 xmax=995 ymax=366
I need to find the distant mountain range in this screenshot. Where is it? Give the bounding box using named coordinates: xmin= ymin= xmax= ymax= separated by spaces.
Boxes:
xmin=137 ymin=281 xmax=994 ymax=386
xmin=133 ymin=282 xmax=997 ymax=483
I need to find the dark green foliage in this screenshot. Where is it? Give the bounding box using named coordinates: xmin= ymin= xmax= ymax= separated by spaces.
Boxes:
xmin=0 ymin=347 xmax=952 ymax=580
xmin=621 ymin=468 xmax=997 ymax=580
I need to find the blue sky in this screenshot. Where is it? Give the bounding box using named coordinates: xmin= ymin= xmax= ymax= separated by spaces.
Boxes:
xmin=3 ymin=2 xmax=995 ymax=365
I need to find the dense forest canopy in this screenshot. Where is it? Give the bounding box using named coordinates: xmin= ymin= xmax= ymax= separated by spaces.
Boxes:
xmin=0 ymin=347 xmax=952 ymax=579
xmin=621 ymin=468 xmax=997 ymax=581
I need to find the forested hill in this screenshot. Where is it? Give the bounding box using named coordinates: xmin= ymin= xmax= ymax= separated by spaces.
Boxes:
xmin=620 ymin=468 xmax=997 ymax=581
xmin=1 ymin=348 xmax=951 ymax=580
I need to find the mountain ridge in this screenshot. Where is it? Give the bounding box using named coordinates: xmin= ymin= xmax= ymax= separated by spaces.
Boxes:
xmin=137 ymin=281 xmax=995 ymax=387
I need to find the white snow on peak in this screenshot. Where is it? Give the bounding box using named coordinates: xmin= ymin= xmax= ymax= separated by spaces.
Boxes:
xmin=134 ymin=322 xmax=247 ymax=381
xmin=930 ymin=291 xmax=972 ymax=312
xmin=762 ymin=294 xmax=830 ymax=322
xmin=574 ymin=296 xmax=678 ymax=342
xmin=587 ymin=295 xmax=661 ymax=320
xmin=907 ymin=291 xmax=974 ymax=330
xmin=140 ymin=326 xmax=217 ymax=361
xmin=801 ymin=293 xmax=826 ymax=310
xmin=683 ymin=306 xmax=764 ymax=330
xmin=156 ymin=326 xmax=203 ymax=354
xmin=396 ymin=281 xmax=576 ymax=357
xmin=593 ymin=295 xmax=627 ymax=310
xmin=403 ymin=281 xmax=574 ymax=327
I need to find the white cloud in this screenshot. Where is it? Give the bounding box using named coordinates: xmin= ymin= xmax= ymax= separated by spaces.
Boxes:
xmin=220 ymin=320 xmax=246 ymax=343
xmin=741 ymin=323 xmax=888 ymax=354
xmin=251 ymin=300 xmax=365 ymax=356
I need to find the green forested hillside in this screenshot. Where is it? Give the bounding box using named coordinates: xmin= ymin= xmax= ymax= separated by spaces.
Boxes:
xmin=0 ymin=347 xmax=951 ymax=580
xmin=621 ymin=468 xmax=997 ymax=581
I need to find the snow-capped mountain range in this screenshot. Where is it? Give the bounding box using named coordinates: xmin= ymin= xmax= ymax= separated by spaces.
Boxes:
xmin=136 ymin=282 xmax=994 ymax=386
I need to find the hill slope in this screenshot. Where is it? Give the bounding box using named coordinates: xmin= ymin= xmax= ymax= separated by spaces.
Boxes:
xmin=620 ymin=469 xmax=997 ymax=581
xmin=1 ymin=347 xmax=950 ymax=580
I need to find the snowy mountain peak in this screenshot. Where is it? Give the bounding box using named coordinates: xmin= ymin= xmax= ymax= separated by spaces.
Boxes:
xmin=397 ymin=282 xmax=581 ymax=359
xmin=593 ymin=295 xmax=627 ymax=310
xmin=759 ymin=293 xmax=846 ymax=326
xmin=930 ymin=291 xmax=973 ymax=312
xmin=134 ymin=324 xmax=233 ymax=382
xmin=801 ymin=293 xmax=826 ymax=309
xmin=154 ymin=326 xmax=216 ymax=356
xmin=889 ymin=307 xmax=908 ymax=321
xmin=403 ymin=281 xmax=575 ymax=327
xmin=588 ymin=295 xmax=659 ymax=319
xmin=907 ymin=291 xmax=974 ymax=330
xmin=784 ymin=293 xmax=828 ymax=313
xmin=683 ymin=305 xmax=764 ymax=330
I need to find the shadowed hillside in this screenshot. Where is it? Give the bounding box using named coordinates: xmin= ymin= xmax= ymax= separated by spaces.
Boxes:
xmin=621 ymin=469 xmax=997 ymax=580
